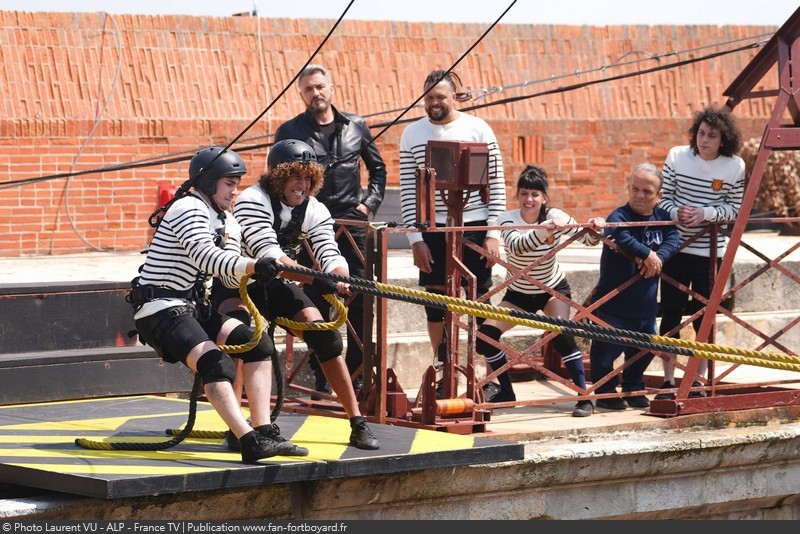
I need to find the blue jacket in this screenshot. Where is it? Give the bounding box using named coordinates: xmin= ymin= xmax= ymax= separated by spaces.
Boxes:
xmin=591 ymin=203 xmax=679 ymax=319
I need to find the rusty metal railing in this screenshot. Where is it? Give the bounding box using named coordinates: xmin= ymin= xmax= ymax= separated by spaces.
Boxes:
xmin=273 ymin=216 xmax=800 ymax=428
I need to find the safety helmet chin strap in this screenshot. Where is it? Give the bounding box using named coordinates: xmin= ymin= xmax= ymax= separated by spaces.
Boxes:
xmin=199 ymin=189 xmax=224 ymax=215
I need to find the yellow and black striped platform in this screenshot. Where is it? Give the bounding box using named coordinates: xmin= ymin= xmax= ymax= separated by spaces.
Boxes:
xmin=0 ymin=396 xmax=524 ymax=500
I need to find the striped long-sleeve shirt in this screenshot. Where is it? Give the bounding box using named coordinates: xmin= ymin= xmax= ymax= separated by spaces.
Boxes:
xmin=399 ymin=113 xmax=506 ymax=246
xmin=229 ymin=184 xmax=348 ymax=288
xmin=499 ymin=207 xmax=599 ymax=295
xmin=658 ymin=145 xmax=745 ymax=257
xmin=134 ymin=192 xmax=250 ymax=319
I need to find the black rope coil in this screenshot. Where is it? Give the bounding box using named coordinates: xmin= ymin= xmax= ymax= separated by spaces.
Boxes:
xmin=75 ymin=372 xmax=203 ymax=451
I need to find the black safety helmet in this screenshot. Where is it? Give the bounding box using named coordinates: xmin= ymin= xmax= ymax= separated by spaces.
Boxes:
xmin=260 ymin=140 xmax=324 ymax=199
xmin=267 ymin=139 xmax=317 ymax=168
xmin=189 ymin=146 xmax=246 ymax=197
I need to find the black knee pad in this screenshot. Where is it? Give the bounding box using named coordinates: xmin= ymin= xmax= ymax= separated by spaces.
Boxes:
xmin=424 ymin=289 xmax=447 ymax=323
xmin=304 ymin=325 xmax=343 ymax=363
xmin=196 ymin=349 xmax=237 ymax=385
xmin=552 ymin=333 xmax=579 ymax=358
xmin=227 ymin=324 xmax=274 ymax=363
xmin=476 ymin=325 xmax=503 ymax=356
xmin=225 ymin=309 xmax=252 ymax=325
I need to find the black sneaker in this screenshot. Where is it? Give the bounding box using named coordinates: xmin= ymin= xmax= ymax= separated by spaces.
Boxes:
xmin=572 ymin=400 xmax=594 ymax=417
xmin=349 ymin=417 xmax=380 ymax=450
xmin=625 ymin=395 xmax=651 ymax=408
xmin=688 ymin=380 xmax=707 ymax=398
xmin=595 ymin=398 xmax=627 ymax=411
xmin=487 ymin=389 xmax=516 ymax=403
xmin=239 ymin=430 xmax=285 ymax=463
xmin=654 ymin=381 xmax=676 ymax=400
xmin=255 ymin=423 xmax=309 ymax=456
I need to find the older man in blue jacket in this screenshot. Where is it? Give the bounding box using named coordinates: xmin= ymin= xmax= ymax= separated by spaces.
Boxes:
xmin=589 ymin=163 xmax=680 ymax=411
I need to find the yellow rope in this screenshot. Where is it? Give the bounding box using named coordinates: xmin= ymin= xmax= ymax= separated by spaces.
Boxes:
xmin=269 ymin=263 xmax=800 ymax=372
xmin=690 ymin=348 xmax=800 ymax=372
xmin=443 ymin=302 xmax=800 ymax=373
xmin=217 ymin=275 xmax=347 ymax=354
xmin=276 ymin=293 xmax=347 ymax=331
xmin=368 ymin=280 xmax=800 ymax=371
xmin=217 ymin=275 xmax=264 ymax=354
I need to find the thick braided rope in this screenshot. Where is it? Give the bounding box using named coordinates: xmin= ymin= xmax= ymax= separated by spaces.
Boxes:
xmin=375 ymin=281 xmax=799 ymax=366
xmin=352 ymin=285 xmax=800 ymax=371
xmin=276 ymin=264 xmax=800 ymax=372
xmin=443 ymin=302 xmax=800 ymax=373
xmin=75 ymin=371 xmax=204 ymax=451
xmin=276 ymin=293 xmax=347 ymax=331
xmin=218 ymin=274 xmax=265 ymax=354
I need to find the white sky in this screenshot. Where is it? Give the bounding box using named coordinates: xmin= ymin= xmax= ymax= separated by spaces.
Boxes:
xmin=4 ymin=0 xmax=798 ymax=26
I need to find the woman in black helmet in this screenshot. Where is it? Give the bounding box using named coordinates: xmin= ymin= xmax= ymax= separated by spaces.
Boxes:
xmin=131 ymin=146 xmax=308 ymax=463
xmin=213 ymin=139 xmax=380 ymax=451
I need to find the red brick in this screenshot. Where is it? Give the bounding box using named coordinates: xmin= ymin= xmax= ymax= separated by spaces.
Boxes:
xmin=0 ymin=11 xmax=783 ymax=255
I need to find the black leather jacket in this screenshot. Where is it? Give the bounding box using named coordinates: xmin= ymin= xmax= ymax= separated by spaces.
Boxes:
xmin=275 ymin=105 xmax=387 ymax=219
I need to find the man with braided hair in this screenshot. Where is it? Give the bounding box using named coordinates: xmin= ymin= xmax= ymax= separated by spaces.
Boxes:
xmin=131 ymin=146 xmax=308 ymax=463
xmin=214 ymin=138 xmax=380 ymax=451
xmin=399 ymin=69 xmax=507 ymax=371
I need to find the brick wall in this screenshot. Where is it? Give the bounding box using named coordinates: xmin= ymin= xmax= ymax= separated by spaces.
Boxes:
xmin=0 ymin=11 xmax=780 ymax=256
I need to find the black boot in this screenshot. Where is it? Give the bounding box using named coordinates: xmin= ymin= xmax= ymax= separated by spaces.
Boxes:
xmin=349 ymin=416 xmax=380 ymax=450
xmin=239 ymin=430 xmax=280 ymax=463
xmin=240 ymin=427 xmax=310 ymax=463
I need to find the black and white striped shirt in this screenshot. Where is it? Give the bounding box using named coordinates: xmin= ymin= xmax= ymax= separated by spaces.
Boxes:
xmin=230 ymin=184 xmax=348 ymax=285
xmin=499 ymin=207 xmax=599 ymax=295
xmin=659 ymin=145 xmax=745 ymax=257
xmin=134 ymin=192 xmax=249 ymax=319
xmin=399 ymin=113 xmax=506 ymax=246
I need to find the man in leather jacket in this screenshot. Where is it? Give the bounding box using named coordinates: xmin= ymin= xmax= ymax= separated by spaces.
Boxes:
xmin=275 ymin=64 xmax=387 ymax=396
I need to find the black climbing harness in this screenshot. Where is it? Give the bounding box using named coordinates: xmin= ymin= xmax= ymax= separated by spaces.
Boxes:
xmin=271 ymin=195 xmax=309 ymax=260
